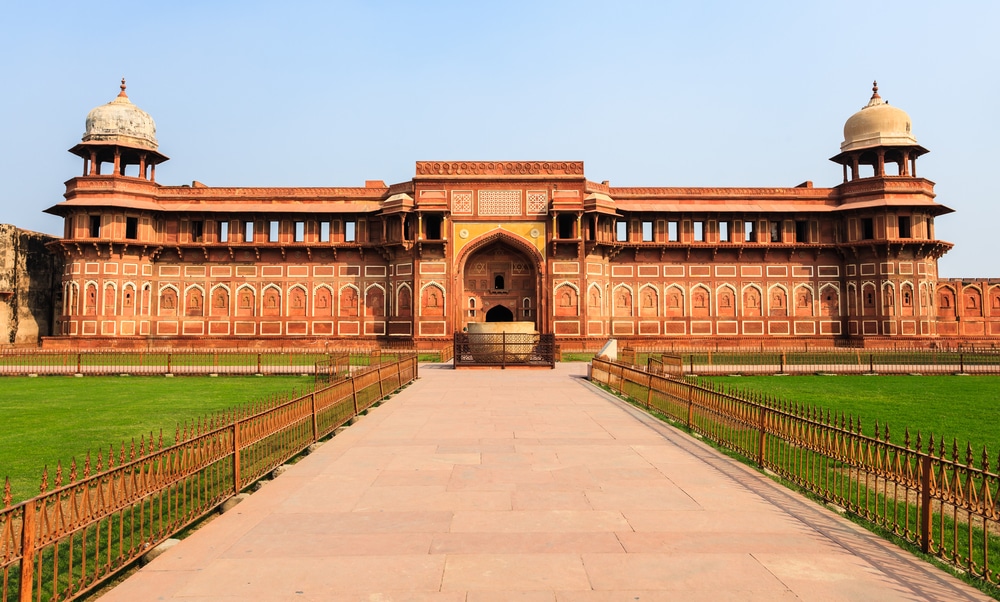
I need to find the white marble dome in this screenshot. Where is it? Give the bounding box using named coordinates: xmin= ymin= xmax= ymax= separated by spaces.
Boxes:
xmin=840 ymin=82 xmax=918 ymax=153
xmin=82 ymin=79 xmax=158 ymax=151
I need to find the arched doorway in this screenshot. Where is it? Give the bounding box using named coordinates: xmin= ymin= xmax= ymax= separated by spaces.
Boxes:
xmin=485 ymin=305 xmax=514 ymax=322
xmin=460 ymin=237 xmax=538 ymax=331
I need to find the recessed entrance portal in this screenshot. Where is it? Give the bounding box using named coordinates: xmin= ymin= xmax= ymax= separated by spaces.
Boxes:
xmin=485 ymin=305 xmax=514 ymax=322
xmin=461 ymin=238 xmax=537 ymax=331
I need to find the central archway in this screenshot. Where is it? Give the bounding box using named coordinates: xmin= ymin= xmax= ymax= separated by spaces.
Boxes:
xmin=457 ymin=232 xmax=540 ymax=332
xmin=485 ymin=305 xmax=514 ymax=322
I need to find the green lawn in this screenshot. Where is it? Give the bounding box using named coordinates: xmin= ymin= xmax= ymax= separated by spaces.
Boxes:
xmin=1 ymin=375 xmax=312 ymax=503
xmin=708 ymin=375 xmax=1000 ymax=456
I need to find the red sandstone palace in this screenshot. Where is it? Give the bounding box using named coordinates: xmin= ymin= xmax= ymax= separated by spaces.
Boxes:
xmin=40 ymin=80 xmax=1000 ymax=348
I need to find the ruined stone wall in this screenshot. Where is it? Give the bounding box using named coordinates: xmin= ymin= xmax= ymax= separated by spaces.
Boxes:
xmin=0 ymin=224 xmax=63 ymax=346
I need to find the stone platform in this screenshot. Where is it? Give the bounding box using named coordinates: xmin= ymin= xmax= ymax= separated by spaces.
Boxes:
xmin=101 ymin=363 xmax=990 ymax=601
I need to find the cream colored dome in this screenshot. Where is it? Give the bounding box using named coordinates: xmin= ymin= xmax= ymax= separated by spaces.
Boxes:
xmin=82 ymin=79 xmax=158 ymax=151
xmin=840 ymin=82 xmax=918 ymax=153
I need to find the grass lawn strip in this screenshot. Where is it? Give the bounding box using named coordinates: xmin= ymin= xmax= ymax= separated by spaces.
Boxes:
xmin=707 ymin=375 xmax=1000 ymax=459
xmin=1 ymin=375 xmax=311 ymax=503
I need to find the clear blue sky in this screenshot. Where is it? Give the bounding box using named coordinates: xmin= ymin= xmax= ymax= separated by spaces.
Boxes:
xmin=2 ymin=1 xmax=996 ymax=277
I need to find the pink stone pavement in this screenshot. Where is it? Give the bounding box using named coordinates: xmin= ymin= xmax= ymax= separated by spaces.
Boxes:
xmin=102 ymin=363 xmax=990 ymax=601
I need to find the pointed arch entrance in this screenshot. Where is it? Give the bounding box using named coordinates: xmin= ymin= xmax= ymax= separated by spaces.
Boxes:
xmin=456 ymin=231 xmax=543 ymax=332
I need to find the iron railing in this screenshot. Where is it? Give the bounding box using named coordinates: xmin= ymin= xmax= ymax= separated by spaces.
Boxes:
xmin=0 ymin=349 xmax=386 ymax=377
xmin=590 ymin=358 xmax=1000 ymax=587
xmin=620 ymin=346 xmax=1000 ymax=375
xmin=453 ymin=332 xmax=556 ymax=368
xmin=0 ymin=353 xmax=418 ymax=602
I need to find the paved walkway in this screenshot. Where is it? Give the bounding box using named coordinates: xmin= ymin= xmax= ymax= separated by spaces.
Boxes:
xmin=103 ymin=363 xmax=990 ymax=601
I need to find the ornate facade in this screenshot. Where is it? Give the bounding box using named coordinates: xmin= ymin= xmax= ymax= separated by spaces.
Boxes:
xmin=42 ymin=81 xmax=1000 ymax=348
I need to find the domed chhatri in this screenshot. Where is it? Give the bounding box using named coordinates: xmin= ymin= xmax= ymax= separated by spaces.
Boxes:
xmin=840 ymin=81 xmax=919 ymax=153
xmin=82 ymin=78 xmax=158 ymax=151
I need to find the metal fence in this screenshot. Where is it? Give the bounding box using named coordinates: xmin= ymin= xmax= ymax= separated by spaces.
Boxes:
xmin=0 ymin=353 xmax=418 ymax=602
xmin=0 ymin=349 xmax=389 ymax=377
xmin=453 ymin=332 xmax=556 ymax=368
xmin=590 ymin=358 xmax=1000 ymax=587
xmin=621 ymin=346 xmax=1000 ymax=375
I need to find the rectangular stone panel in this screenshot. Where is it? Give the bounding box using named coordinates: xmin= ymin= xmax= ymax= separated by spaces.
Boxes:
xmin=158 ymin=265 xmax=180 ymax=277
xmin=185 ymin=266 xmax=207 ymax=277
xmin=901 ymin=320 xmax=917 ymax=336
xmin=820 ymin=320 xmax=841 ymax=335
xmin=287 ymin=321 xmax=308 ymax=335
xmin=553 ymin=262 xmax=579 ymax=274
xmin=261 ymin=266 xmax=283 ymax=278
xmin=638 ymin=265 xmax=659 ymax=278
xmin=364 ymin=321 xmax=386 ymax=336
xmin=898 ymin=262 xmax=914 ymax=275
xmin=611 ymin=321 xmax=634 ymax=336
xmin=818 ymin=265 xmax=839 ymax=277
xmin=766 ymin=266 xmax=788 ymax=278
xmin=312 ymin=322 xmax=334 ymax=335
xmin=234 ymin=321 xmax=256 ymax=335
xmin=587 ymin=263 xmax=603 ymax=276
xmin=365 ymin=266 xmax=388 ymax=277
xmin=387 ymin=321 xmax=412 ymax=336
xmin=880 ymin=262 xmax=894 ymax=275
xmin=339 ymin=265 xmax=361 ymax=277
xmin=768 ymin=321 xmax=790 ymax=335
xmin=208 ymin=321 xmax=231 ymax=335
xmin=142 ymin=265 xmax=153 ymax=276
xmin=664 ymin=265 xmax=684 ymax=277
xmin=689 ymin=266 xmax=710 ymax=278
xmin=740 ymin=266 xmax=762 ymax=278
xmin=211 ymin=266 xmax=232 ymax=278
xmin=638 ymin=321 xmax=660 ymax=335
xmin=715 ymin=266 xmax=736 ymax=278
xmin=120 ymin=321 xmax=135 ymax=336
xmin=420 ymin=262 xmax=447 ymax=275
xmin=236 ymin=266 xmax=257 ymax=277
xmin=554 ymin=321 xmax=580 ymax=335
xmin=260 ymin=321 xmax=282 ymax=335
xmin=862 ymin=320 xmax=878 ymax=335
xmin=103 ymin=263 xmax=119 ymax=275
xmin=860 ymin=263 xmax=876 ymax=276
xmin=182 ymin=321 xmax=205 ymax=336
xmin=791 ymin=266 xmax=813 ymax=278
xmin=587 ymin=320 xmax=603 ymax=335
xmin=288 ymin=266 xmax=309 ymax=278
xmin=101 ymin=321 xmax=116 ymax=336
xmin=339 ymin=321 xmax=361 ymax=336
xmin=717 ymin=321 xmax=738 ymax=335
xmin=156 ymin=321 xmax=178 ymax=336
xmin=418 ymin=321 xmax=445 ymax=336
xmin=664 ymin=322 xmax=686 ymax=335
xmin=690 ymin=321 xmax=712 ymax=335
xmin=84 ymin=262 xmax=100 ymax=274
xmin=793 ymin=321 xmax=815 ymax=335
xmin=611 ymin=265 xmax=633 ymax=278
xmin=742 ymin=321 xmax=764 ymax=335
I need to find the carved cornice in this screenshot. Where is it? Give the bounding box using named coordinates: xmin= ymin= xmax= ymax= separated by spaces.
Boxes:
xmin=609 ymin=186 xmax=836 ymax=200
xmin=415 ymin=161 xmax=584 ymax=177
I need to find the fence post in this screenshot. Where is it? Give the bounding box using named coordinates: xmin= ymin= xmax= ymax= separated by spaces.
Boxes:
xmin=689 ymin=354 xmax=694 ymax=374
xmin=167 ymin=353 xmax=172 ymax=375
xmin=869 ymin=353 xmax=874 ymax=373
xmin=920 ymin=453 xmax=932 ymax=553
xmin=310 ymin=392 xmax=318 ymax=442
xmin=377 ymin=365 xmax=385 ymax=400
xmin=501 ymin=332 xmax=507 ymax=369
xmin=757 ymin=407 xmax=767 ymax=467
xmin=959 ymin=353 xmax=964 ymax=374
xmin=19 ymin=501 xmax=36 ymax=602
xmin=779 ymin=353 xmax=785 ymax=374
xmin=257 ymin=353 xmax=262 ymax=375
xmin=645 ymin=372 xmax=653 ymax=410
xmin=77 ymin=352 xmax=81 ymax=374
xmin=233 ymin=420 xmax=241 ymax=495
xmin=351 ymin=374 xmax=359 ymax=417
xmin=686 ymin=384 xmax=694 ymax=430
